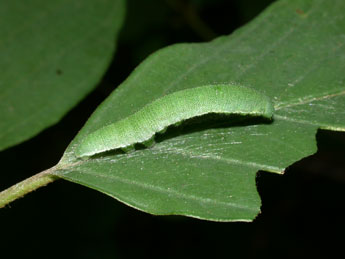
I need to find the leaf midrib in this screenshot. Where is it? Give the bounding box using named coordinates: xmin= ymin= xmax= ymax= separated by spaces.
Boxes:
xmin=275 ymin=89 xmax=345 ymax=110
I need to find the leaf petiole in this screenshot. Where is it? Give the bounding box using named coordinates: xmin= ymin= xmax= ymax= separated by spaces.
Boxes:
xmin=0 ymin=166 xmax=59 ymax=208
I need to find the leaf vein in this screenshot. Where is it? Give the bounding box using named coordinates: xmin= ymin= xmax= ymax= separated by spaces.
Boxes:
xmin=71 ymin=168 xmax=256 ymax=212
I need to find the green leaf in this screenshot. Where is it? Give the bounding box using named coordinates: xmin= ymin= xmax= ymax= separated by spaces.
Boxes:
xmin=0 ymin=0 xmax=125 ymax=151
xmin=56 ymin=0 xmax=345 ymax=221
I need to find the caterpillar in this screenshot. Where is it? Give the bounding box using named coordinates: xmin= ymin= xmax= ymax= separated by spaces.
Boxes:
xmin=75 ymin=84 xmax=274 ymax=158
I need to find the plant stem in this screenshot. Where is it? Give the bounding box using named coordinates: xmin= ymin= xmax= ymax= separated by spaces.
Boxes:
xmin=0 ymin=166 xmax=59 ymax=208
xmin=166 ymin=0 xmax=217 ymax=41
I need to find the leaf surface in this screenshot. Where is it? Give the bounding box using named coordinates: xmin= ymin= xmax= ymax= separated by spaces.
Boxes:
xmin=0 ymin=0 xmax=125 ymax=151
xmin=57 ymin=0 xmax=345 ymax=221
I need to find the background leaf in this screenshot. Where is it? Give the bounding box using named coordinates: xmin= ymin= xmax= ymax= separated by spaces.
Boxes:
xmin=0 ymin=0 xmax=125 ymax=151
xmin=57 ymin=0 xmax=345 ymax=221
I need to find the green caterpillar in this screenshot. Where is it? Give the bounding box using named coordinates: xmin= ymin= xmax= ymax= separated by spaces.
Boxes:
xmin=75 ymin=84 xmax=274 ymax=158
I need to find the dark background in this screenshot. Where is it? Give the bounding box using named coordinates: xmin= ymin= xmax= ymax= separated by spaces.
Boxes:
xmin=1 ymin=0 xmax=344 ymax=258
